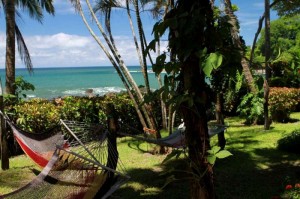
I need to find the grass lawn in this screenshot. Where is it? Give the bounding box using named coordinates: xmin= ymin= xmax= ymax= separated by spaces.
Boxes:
xmin=1 ymin=112 xmax=300 ymax=198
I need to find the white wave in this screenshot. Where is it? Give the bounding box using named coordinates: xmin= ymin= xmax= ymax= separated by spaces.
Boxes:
xmin=92 ymin=87 xmax=126 ymax=95
xmin=63 ymin=89 xmax=86 ymax=95
xmin=62 ymin=87 xmax=126 ymax=96
xmin=129 ymin=69 xmax=156 ymax=73
xmin=49 ymin=89 xmax=59 ymax=93
xmin=26 ymin=94 xmax=36 ymax=98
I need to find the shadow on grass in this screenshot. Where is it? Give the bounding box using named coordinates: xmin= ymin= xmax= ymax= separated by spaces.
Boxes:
xmin=126 ymin=140 xmax=149 ymax=153
xmin=112 ymin=157 xmax=189 ymax=199
xmin=214 ymin=148 xmax=300 ymax=199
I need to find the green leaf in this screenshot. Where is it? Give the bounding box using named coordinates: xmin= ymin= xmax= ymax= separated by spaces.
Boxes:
xmin=201 ymin=52 xmax=223 ymax=77
xmin=215 ymin=150 xmax=233 ymax=159
xmin=153 ymin=64 xmax=163 ymax=75
xmin=165 ymin=62 xmax=174 ymax=74
xmin=207 ymin=146 xmax=221 ymax=155
xmin=146 ymin=40 xmax=156 ymax=53
xmin=207 ymin=155 xmax=216 ymax=165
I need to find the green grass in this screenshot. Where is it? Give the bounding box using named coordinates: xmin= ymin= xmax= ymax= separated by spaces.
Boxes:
xmin=1 ymin=112 xmax=300 ymax=198
xmin=0 ymin=154 xmax=40 ymax=194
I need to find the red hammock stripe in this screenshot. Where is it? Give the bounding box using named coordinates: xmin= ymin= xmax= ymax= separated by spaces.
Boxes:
xmin=15 ymin=135 xmax=50 ymax=167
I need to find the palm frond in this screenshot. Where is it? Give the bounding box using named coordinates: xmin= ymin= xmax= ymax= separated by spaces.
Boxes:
xmin=140 ymin=0 xmax=168 ymax=18
xmin=17 ymin=0 xmax=43 ymax=23
xmin=93 ymin=0 xmax=122 ymax=15
xmin=68 ymin=0 xmax=81 ymax=13
xmin=37 ymin=0 xmax=55 ymax=15
xmin=15 ymin=24 xmax=33 ymax=74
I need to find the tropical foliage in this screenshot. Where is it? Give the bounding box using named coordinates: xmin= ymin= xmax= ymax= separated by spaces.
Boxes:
xmin=255 ymin=15 xmax=300 ymax=88
xmin=5 ymin=94 xmax=147 ymax=136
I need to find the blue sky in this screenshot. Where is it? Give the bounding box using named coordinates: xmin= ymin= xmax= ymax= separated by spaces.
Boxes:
xmin=0 ymin=0 xmax=278 ymax=68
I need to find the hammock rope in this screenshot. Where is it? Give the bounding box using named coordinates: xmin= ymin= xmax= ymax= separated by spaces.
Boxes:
xmin=118 ymin=121 xmax=228 ymax=148
xmin=0 ymin=112 xmax=129 ymax=199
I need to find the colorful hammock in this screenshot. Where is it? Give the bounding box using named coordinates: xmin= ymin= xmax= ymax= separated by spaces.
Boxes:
xmin=0 ymin=112 xmax=129 ymax=198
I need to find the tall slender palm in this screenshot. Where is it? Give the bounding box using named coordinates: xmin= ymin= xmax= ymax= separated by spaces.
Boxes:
xmin=4 ymin=0 xmax=15 ymax=95
xmin=74 ymin=0 xmax=167 ymax=131
xmin=223 ymin=0 xmax=257 ymax=94
xmin=0 ymin=0 xmax=54 ymax=170
xmin=2 ymin=0 xmax=54 ymax=95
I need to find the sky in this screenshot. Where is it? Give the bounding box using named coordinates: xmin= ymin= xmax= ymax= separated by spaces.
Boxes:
xmin=0 ymin=0 xmax=278 ymax=68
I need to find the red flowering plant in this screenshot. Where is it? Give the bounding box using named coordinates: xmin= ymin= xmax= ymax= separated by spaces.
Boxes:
xmin=281 ymin=183 xmax=300 ymax=199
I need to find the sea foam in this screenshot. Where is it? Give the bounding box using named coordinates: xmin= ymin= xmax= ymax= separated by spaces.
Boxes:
xmin=62 ymin=87 xmax=126 ymax=97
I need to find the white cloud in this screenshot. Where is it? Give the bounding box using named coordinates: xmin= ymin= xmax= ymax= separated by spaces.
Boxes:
xmin=53 ymin=0 xmax=77 ymax=15
xmin=0 ymin=31 xmax=166 ymax=68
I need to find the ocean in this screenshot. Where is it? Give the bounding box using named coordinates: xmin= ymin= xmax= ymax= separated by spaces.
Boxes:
xmin=0 ymin=66 xmax=161 ymax=99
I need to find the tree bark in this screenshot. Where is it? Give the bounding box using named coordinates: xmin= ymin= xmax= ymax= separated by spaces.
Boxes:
xmin=264 ymin=0 xmax=271 ymax=130
xmin=0 ymin=93 xmax=9 ymax=170
xmin=133 ymin=0 xmax=151 ymax=94
xmin=167 ymin=0 xmax=215 ymax=197
xmin=224 ymin=0 xmax=258 ymax=94
xmin=180 ymin=59 xmax=214 ymax=198
xmin=95 ymin=103 xmax=118 ymax=197
xmin=76 ymin=0 xmax=156 ymax=131
xmin=5 ymin=0 xmax=16 ymax=95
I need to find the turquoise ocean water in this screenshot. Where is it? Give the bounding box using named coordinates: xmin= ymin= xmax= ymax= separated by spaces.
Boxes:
xmin=0 ymin=66 xmax=160 ymax=99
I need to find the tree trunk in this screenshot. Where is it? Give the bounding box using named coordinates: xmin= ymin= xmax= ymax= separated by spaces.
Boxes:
xmin=0 ymin=93 xmax=9 ymax=170
xmin=133 ymin=0 xmax=151 ymax=94
xmin=166 ymin=0 xmax=215 ymax=197
xmin=76 ymin=1 xmax=157 ymax=131
xmin=180 ymin=59 xmax=214 ymax=198
xmin=5 ymin=0 xmax=16 ymax=95
xmin=264 ymin=0 xmax=271 ymax=130
xmin=224 ymin=0 xmax=257 ymax=94
xmin=95 ymin=103 xmax=118 ymax=197
xmin=156 ymin=35 xmax=168 ymax=130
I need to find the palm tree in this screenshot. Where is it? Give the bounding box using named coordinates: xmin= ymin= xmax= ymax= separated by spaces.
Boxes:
xmin=223 ymin=0 xmax=258 ymax=94
xmin=4 ymin=0 xmax=16 ymax=95
xmin=71 ymin=0 xmax=172 ymax=134
xmin=2 ymin=0 xmax=54 ymax=95
xmin=1 ymin=0 xmax=54 ymax=170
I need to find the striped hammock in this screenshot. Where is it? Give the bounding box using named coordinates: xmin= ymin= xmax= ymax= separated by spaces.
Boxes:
xmin=0 ymin=112 xmax=129 ymax=199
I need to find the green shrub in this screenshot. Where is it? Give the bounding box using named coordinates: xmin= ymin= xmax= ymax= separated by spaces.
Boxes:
xmin=12 ymin=98 xmax=60 ymax=133
xmin=237 ymin=92 xmax=264 ymax=125
xmin=102 ymin=93 xmax=142 ymax=132
xmin=269 ymin=87 xmax=300 ymax=122
xmin=56 ymin=96 xmax=100 ymax=124
xmin=277 ymin=129 xmax=300 ymax=154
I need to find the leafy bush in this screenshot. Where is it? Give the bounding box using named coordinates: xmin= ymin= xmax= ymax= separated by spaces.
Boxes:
xmin=269 ymin=87 xmax=300 ymax=122
xmin=102 ymin=93 xmax=143 ymax=133
xmin=8 ymin=93 xmax=143 ymax=134
xmin=15 ymin=76 xmax=35 ymax=99
xmin=277 ymin=129 xmax=300 ymax=154
xmin=237 ymin=92 xmax=264 ymax=125
xmin=56 ymin=96 xmax=100 ymax=124
xmin=5 ymin=93 xmax=144 ymax=155
xmin=13 ymin=98 xmax=60 ymax=133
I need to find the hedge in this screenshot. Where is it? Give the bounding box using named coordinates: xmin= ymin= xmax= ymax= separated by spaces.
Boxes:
xmin=269 ymin=87 xmax=300 ymax=122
